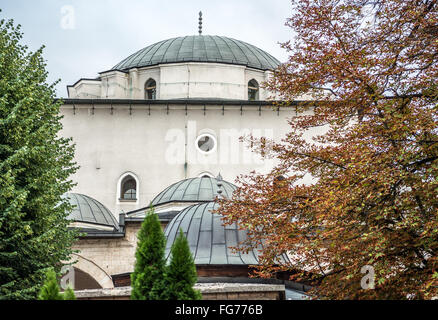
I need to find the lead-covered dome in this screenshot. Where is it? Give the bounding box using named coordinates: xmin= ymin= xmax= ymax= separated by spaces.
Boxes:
xmin=63 ymin=193 xmax=119 ymax=231
xmin=164 ymin=202 xmax=264 ymax=265
xmin=151 ymin=176 xmax=237 ymax=207
xmin=112 ymin=35 xmax=281 ymax=72
xmin=164 ymin=202 xmax=291 ymax=265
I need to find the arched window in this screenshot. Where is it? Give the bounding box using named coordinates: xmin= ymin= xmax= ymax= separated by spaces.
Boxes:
xmin=145 ymin=78 xmax=157 ymax=100
xmin=120 ymin=175 xmax=137 ymax=200
xmin=248 ymin=79 xmax=259 ymax=101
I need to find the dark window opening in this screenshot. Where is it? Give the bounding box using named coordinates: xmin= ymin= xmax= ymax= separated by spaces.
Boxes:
xmin=248 ymin=79 xmax=259 ymax=101
xmin=145 ymin=79 xmax=157 ymax=100
xmin=121 ymin=176 xmax=137 ymax=200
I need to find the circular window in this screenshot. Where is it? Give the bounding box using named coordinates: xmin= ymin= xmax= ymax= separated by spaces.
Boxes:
xmin=195 ymin=134 xmax=217 ymax=154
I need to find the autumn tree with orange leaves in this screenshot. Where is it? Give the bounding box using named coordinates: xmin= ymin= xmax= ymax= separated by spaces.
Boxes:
xmin=218 ymin=0 xmax=438 ymax=299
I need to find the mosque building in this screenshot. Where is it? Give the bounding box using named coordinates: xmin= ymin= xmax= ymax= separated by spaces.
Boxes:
xmin=60 ymin=14 xmax=316 ymax=300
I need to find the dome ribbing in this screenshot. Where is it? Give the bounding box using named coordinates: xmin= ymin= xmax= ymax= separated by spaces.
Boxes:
xmin=151 ymin=176 xmax=237 ymax=207
xmin=112 ymin=35 xmax=280 ymax=72
xmin=164 ymin=202 xmax=291 ymax=265
xmin=64 ymin=193 xmax=119 ymax=230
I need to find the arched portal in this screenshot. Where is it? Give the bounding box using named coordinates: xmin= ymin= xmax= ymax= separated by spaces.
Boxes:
xmin=73 ymin=267 xmax=102 ymax=290
xmin=69 ymin=254 xmax=114 ymax=289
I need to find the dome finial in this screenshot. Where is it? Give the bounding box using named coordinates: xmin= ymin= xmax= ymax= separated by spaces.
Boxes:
xmin=198 ymin=11 xmax=203 ymax=35
xmin=216 ymin=173 xmax=223 ymax=198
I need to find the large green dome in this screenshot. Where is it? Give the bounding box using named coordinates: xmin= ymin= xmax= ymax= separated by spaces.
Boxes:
xmin=112 ymin=35 xmax=281 ymax=72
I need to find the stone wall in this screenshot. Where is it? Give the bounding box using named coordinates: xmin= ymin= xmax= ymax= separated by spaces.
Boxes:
xmin=70 ymin=221 xmax=141 ymax=286
xmin=74 ymin=283 xmax=286 ymax=300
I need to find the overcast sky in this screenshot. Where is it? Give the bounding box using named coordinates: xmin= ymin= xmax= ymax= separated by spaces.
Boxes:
xmin=1 ymin=0 xmax=293 ymax=97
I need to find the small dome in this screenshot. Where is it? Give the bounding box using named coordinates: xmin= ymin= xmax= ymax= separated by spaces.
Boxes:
xmin=63 ymin=193 xmax=119 ymax=230
xmin=164 ymin=202 xmax=290 ymax=265
xmin=151 ymin=176 xmax=237 ymax=207
xmin=112 ymin=35 xmax=281 ymax=72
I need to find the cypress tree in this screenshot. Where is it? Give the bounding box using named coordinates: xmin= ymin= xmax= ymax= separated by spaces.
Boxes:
xmin=0 ymin=14 xmax=78 ymax=299
xmin=131 ymin=208 xmax=168 ymax=300
xmin=166 ymin=229 xmax=202 ymax=300
xmin=37 ymin=269 xmax=63 ymax=300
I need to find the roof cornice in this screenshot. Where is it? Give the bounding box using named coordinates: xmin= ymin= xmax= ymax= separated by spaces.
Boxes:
xmin=58 ymin=98 xmax=301 ymax=106
xmin=67 ymin=78 xmax=101 ymax=88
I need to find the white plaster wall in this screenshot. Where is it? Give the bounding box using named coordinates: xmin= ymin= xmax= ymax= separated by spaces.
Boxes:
xmin=68 ymin=81 xmax=101 ymax=99
xmin=68 ymin=62 xmax=272 ymax=100
xmin=59 ymin=103 xmax=322 ymax=217
xmin=157 ymin=62 xmax=255 ymax=100
xmin=99 ymin=71 xmax=129 ymax=99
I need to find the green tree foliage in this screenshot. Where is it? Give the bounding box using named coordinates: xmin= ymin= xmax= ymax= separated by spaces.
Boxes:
xmin=131 ymin=209 xmax=168 ymax=300
xmin=37 ymin=269 xmax=63 ymax=300
xmin=218 ymin=0 xmax=438 ymax=299
xmin=38 ymin=269 xmax=76 ymax=300
xmin=0 ymin=14 xmax=78 ymax=299
xmin=63 ymin=286 xmax=76 ymax=300
xmin=38 ymin=268 xmax=76 ymax=300
xmin=166 ymin=229 xmax=202 ymax=300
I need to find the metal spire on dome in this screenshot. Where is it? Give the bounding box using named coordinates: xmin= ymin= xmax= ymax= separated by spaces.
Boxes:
xmin=198 ymin=11 xmax=203 ymax=35
xmin=216 ymin=173 xmax=223 ymax=199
